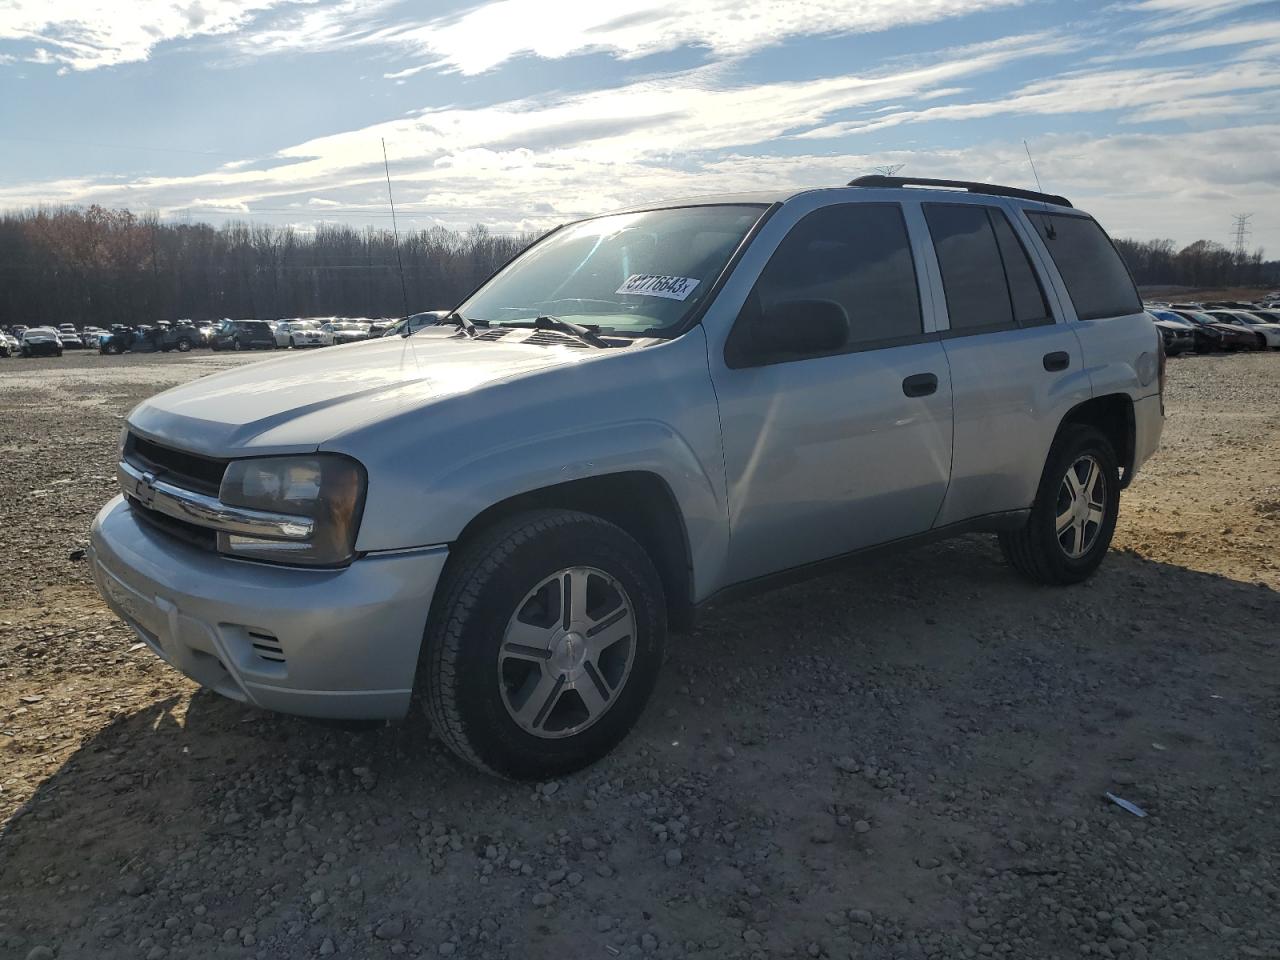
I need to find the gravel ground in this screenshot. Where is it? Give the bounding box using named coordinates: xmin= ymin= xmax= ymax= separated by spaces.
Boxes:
xmin=1 ymin=349 xmax=1277 ymax=960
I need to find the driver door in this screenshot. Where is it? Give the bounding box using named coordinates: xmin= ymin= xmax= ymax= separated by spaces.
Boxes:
xmin=709 ymin=202 xmax=954 ymax=585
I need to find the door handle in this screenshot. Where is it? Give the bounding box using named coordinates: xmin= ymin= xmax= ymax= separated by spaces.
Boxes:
xmin=902 ymin=373 xmax=938 ymax=397
xmin=1043 ymin=351 xmax=1070 ymax=372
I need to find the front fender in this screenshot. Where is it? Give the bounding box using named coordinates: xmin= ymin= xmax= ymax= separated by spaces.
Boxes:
xmin=338 ymin=329 xmax=730 ymax=601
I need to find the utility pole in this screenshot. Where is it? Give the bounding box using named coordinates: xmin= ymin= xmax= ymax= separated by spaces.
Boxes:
xmin=1230 ymin=213 xmax=1252 ymax=259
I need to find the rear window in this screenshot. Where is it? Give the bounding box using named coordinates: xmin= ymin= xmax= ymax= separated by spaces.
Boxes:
xmin=1026 ymin=212 xmax=1141 ymax=320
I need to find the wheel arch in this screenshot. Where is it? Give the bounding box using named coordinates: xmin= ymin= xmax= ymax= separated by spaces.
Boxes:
xmin=1056 ymin=393 xmax=1136 ymax=487
xmin=447 ymin=471 xmax=696 ymax=633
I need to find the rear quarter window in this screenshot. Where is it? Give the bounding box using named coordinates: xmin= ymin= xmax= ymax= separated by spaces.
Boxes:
xmin=1026 ymin=212 xmax=1141 ymax=321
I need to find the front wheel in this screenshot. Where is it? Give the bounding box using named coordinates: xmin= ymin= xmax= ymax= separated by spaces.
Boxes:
xmin=421 ymin=509 xmax=666 ymax=779
xmin=176 ymin=337 xmax=192 ymax=352
xmin=999 ymin=424 xmax=1120 ymax=585
xmin=232 ymin=339 xmax=243 ymax=351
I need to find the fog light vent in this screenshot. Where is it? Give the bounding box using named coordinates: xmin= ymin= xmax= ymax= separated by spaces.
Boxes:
xmin=248 ymin=630 xmax=286 ymax=664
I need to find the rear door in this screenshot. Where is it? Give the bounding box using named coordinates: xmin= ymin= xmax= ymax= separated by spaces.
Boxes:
xmin=709 ymin=200 xmax=954 ymax=584
xmin=918 ymin=200 xmax=1092 ymax=526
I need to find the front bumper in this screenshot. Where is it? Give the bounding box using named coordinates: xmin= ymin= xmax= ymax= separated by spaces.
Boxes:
xmin=89 ymin=495 xmax=447 ymax=719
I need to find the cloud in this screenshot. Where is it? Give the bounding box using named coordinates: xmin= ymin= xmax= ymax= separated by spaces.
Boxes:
xmin=243 ymin=0 xmax=1028 ymax=74
xmin=1129 ymin=16 xmax=1280 ymax=53
xmin=792 ymin=56 xmax=1280 ymax=138
xmin=0 ymin=0 xmax=306 ymax=70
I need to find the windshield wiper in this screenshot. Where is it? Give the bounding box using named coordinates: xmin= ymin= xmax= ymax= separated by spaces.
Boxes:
xmin=497 ymin=315 xmax=609 ymax=348
xmin=428 ymin=311 xmax=478 ymax=339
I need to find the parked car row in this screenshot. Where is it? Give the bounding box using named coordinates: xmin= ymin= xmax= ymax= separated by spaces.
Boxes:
xmin=1145 ymin=300 xmax=1280 ymax=356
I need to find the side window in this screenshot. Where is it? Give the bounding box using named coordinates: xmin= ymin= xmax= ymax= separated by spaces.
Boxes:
xmin=745 ymin=203 xmax=922 ymax=355
xmin=989 ymin=210 xmax=1051 ymax=325
xmin=924 ymin=204 xmax=1051 ymax=332
xmin=1026 ymin=212 xmax=1141 ymax=320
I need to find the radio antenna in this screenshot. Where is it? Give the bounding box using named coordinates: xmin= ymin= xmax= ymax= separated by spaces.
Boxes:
xmin=382 ymin=137 xmax=410 ymax=317
xmin=1023 ymin=138 xmax=1056 ymax=239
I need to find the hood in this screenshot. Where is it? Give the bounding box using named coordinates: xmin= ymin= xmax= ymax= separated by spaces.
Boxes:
xmin=128 ymin=328 xmax=601 ymax=457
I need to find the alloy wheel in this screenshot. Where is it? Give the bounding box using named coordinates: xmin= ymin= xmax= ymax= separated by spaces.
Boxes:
xmin=1056 ymin=454 xmax=1106 ymax=559
xmin=498 ymin=566 xmax=636 ymax=739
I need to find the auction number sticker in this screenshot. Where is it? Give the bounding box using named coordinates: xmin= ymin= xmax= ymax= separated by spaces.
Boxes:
xmin=615 ymin=274 xmax=700 ymax=301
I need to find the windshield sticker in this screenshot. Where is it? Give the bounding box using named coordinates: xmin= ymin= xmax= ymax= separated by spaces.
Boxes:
xmin=615 ymin=274 xmax=700 ymax=301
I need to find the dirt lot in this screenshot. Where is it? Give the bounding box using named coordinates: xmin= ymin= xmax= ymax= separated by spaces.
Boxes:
xmin=1 ymin=349 xmax=1277 ymax=960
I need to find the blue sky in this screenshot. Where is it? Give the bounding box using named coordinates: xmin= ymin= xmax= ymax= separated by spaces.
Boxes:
xmin=1 ymin=0 xmax=1277 ymax=250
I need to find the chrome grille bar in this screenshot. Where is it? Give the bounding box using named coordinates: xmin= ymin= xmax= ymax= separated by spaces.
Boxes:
xmin=118 ymin=460 xmax=314 ymax=541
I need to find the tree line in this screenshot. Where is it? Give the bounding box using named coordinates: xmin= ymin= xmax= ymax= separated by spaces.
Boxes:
xmin=0 ymin=205 xmax=1275 ymax=328
xmin=0 ymin=206 xmax=532 ymax=328
xmin=1112 ymin=236 xmax=1275 ymax=290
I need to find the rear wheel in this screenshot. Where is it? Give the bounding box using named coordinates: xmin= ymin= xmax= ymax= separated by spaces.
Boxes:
xmin=421 ymin=509 xmax=666 ymax=779
xmin=233 ymin=338 xmax=243 ymax=351
xmin=999 ymin=425 xmax=1120 ymax=585
xmin=176 ymin=337 xmax=192 ymax=352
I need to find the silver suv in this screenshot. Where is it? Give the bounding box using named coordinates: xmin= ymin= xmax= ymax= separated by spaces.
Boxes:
xmin=89 ymin=177 xmax=1163 ymax=778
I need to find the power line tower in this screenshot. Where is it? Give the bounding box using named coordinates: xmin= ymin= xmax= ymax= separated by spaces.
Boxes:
xmin=1230 ymin=212 xmax=1252 ymax=259
xmin=870 ymin=163 xmax=906 ymax=177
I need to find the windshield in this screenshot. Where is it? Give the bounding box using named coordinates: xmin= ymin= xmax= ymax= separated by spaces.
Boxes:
xmin=460 ymin=204 xmax=766 ymax=336
xmin=332 ymin=322 xmax=367 ymax=331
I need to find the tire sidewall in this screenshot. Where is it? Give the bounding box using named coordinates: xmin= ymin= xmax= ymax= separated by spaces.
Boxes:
xmin=429 ymin=513 xmax=666 ymax=779
xmin=1032 ymin=427 xmax=1121 ymax=582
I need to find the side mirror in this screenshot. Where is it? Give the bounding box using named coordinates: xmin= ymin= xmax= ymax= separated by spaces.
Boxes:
xmin=733 ymin=298 xmax=849 ymax=366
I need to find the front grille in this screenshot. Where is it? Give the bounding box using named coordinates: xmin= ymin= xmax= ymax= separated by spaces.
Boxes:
xmin=125 ymin=433 xmax=227 ymax=497
xmin=128 ymin=496 xmax=217 ymax=551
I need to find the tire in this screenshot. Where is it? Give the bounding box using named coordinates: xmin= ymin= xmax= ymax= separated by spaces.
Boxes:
xmin=233 ymin=338 xmax=243 ymax=351
xmin=999 ymin=424 xmax=1120 ymax=586
xmin=289 ymin=337 xmax=296 ymax=349
xmin=21 ymin=348 xmax=29 ymax=358
xmin=176 ymin=338 xmax=192 ymax=352
xmin=421 ymin=509 xmax=666 ymax=779
xmin=56 ymin=349 xmax=63 ymax=357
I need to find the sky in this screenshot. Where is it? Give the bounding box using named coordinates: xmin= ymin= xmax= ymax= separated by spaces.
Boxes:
xmin=1 ymin=0 xmax=1277 ymax=251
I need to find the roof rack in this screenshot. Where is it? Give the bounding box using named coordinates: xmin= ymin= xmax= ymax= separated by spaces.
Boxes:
xmin=847 ymin=175 xmax=1071 ymax=209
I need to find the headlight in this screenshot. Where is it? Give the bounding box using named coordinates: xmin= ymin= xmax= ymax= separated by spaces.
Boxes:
xmin=217 ymin=455 xmax=366 ymax=566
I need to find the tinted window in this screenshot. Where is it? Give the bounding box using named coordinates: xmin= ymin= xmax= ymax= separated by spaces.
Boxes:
xmin=1026 ymin=212 xmax=1141 ymax=320
xmin=747 ymin=203 xmax=921 ymax=352
xmin=924 ymin=204 xmax=1051 ymax=331
xmin=989 ymin=210 xmax=1051 ymax=324
xmin=924 ymin=205 xmax=1011 ymax=330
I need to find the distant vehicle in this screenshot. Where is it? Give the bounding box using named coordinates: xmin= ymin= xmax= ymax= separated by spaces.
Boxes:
xmin=274 ymin=320 xmax=325 ymax=349
xmin=1146 ymin=310 xmax=1194 ymax=356
xmin=382 ymin=310 xmax=450 ymax=337
xmin=1247 ymin=309 xmax=1280 ymax=325
xmin=0 ymin=333 xmax=17 ymax=357
xmin=1176 ymin=311 xmax=1262 ymax=351
xmin=81 ymin=326 xmax=106 ymax=348
xmin=58 ymin=323 xmax=77 ymax=336
xmin=210 ymin=320 xmax=276 ymax=351
xmin=319 ymin=320 xmax=371 ymax=346
xmin=11 ymin=324 xmax=29 ymax=339
xmin=20 ymin=327 xmax=63 ymax=357
xmin=367 ymin=319 xmax=397 ymax=337
xmin=1207 ymin=310 xmax=1280 ymax=349
xmin=100 ymin=323 xmax=201 ymax=354
xmin=60 ymin=330 xmax=86 ymax=350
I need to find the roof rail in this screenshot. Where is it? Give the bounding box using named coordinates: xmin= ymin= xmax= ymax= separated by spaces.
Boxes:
xmin=847 ymin=175 xmax=1071 ymax=209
